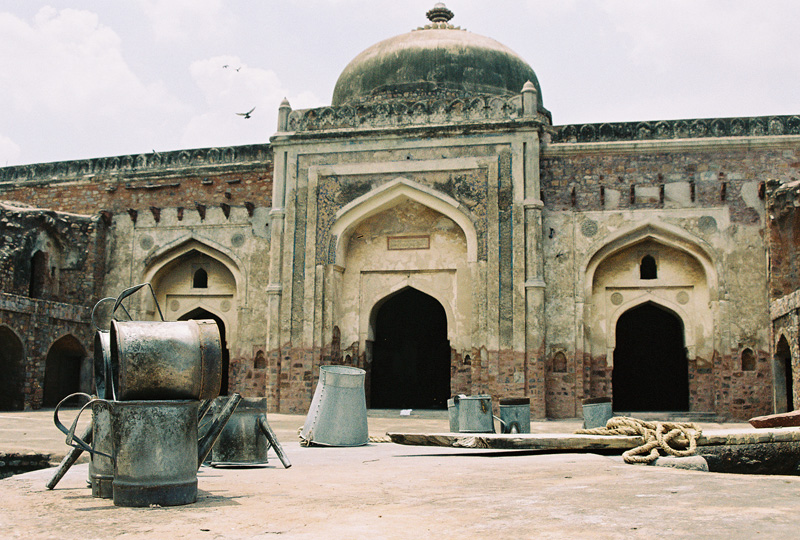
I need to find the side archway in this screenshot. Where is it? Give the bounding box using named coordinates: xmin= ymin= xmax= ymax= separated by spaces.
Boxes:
xmin=774 ymin=335 xmax=794 ymax=413
xmin=43 ymin=334 xmax=87 ymax=407
xmin=0 ymin=326 xmax=26 ymax=410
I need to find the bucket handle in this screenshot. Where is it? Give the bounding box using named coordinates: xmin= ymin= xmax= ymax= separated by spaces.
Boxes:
xmin=91 ymin=297 xmax=132 ymax=333
xmin=112 ymin=282 xmax=164 ymax=322
xmin=258 ymin=415 xmax=292 ymax=469
xmin=53 ymin=392 xmax=113 ymax=461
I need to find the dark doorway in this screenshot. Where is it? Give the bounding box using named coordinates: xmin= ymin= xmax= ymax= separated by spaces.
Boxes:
xmin=371 ymin=288 xmax=450 ymax=409
xmin=775 ymin=336 xmax=793 ymax=412
xmin=43 ymin=335 xmax=85 ymax=407
xmin=612 ymin=302 xmax=688 ymax=411
xmin=0 ymin=326 xmax=26 ymax=410
xmin=179 ymin=308 xmax=229 ymax=395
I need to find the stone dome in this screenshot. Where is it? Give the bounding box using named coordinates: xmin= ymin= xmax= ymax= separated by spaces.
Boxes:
xmin=331 ymin=4 xmax=544 ymax=109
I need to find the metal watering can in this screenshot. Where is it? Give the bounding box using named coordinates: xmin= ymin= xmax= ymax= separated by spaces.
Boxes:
xmin=55 ymin=392 xmax=242 ymax=507
xmin=207 ymin=397 xmax=291 ymax=468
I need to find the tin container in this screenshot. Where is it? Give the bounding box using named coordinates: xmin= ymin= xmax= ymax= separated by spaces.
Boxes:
xmin=300 ymin=366 xmax=368 ymax=447
xmin=110 ymin=319 xmax=222 ymax=401
xmin=447 ymin=394 xmax=495 ymax=433
xmin=499 ymin=397 xmax=531 ymax=434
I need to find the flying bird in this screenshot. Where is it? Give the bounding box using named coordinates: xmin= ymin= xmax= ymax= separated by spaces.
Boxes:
xmin=222 ymin=64 xmax=229 ymax=69
xmin=236 ymin=107 xmax=255 ymax=119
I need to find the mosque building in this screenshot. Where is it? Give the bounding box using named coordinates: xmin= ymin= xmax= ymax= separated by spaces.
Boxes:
xmin=1 ymin=4 xmax=799 ymax=420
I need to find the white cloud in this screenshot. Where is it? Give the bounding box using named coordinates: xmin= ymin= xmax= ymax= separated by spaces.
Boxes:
xmin=136 ymin=0 xmax=234 ymax=42
xmin=0 ymin=7 xmax=190 ymax=164
xmin=0 ymin=134 xmax=21 ymax=167
xmin=180 ymin=55 xmax=324 ymax=149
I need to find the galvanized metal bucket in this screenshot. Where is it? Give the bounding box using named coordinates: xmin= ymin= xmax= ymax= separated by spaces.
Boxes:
xmin=582 ymin=397 xmax=613 ymax=429
xmin=88 ymin=400 xmax=114 ymax=498
xmin=499 ymin=397 xmax=531 ymax=434
xmin=109 ymin=400 xmax=201 ymax=507
xmin=110 ymin=319 xmax=222 ymax=401
xmin=300 ymin=366 xmax=368 ymax=447
xmin=211 ymin=397 xmax=269 ymax=465
xmin=58 ymin=394 xmax=242 ymax=507
xmin=93 ymin=331 xmax=113 ymax=400
xmin=447 ymin=394 xmax=495 ymax=433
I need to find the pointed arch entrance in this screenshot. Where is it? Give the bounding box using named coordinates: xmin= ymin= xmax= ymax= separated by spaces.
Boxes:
xmin=179 ymin=308 xmax=229 ymax=395
xmin=370 ymin=288 xmax=450 ymax=409
xmin=612 ymin=303 xmax=688 ymax=411
xmin=43 ymin=335 xmax=86 ymax=407
xmin=774 ymin=336 xmax=794 ymax=412
xmin=0 ymin=326 xmax=25 ymax=410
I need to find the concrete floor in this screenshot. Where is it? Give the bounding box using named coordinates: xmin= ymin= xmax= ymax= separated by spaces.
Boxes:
xmin=1 ymin=409 xmax=798 ymax=539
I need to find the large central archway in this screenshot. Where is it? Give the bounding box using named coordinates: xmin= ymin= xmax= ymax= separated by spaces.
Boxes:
xmin=370 ymin=288 xmax=450 ymax=409
xmin=613 ymin=303 xmax=688 ymax=411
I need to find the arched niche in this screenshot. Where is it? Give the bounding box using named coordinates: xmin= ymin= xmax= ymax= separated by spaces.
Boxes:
xmin=141 ymin=240 xmax=240 ymax=341
xmin=329 ymin=177 xmax=478 ymax=267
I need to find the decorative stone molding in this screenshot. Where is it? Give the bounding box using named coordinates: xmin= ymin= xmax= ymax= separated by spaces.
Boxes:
xmin=553 ymin=115 xmax=800 ymax=144
xmin=287 ymin=94 xmax=549 ymax=132
xmin=0 ymin=143 xmax=271 ymax=184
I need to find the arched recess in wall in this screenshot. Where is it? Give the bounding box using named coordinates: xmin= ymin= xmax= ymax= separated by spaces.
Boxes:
xmin=582 ymin=222 xmax=714 ymax=411
xmin=329 ymin=177 xmax=474 ymax=351
xmin=43 ymin=334 xmax=87 ymax=407
xmin=329 ymin=177 xmax=478 ymax=267
xmin=583 ymin=223 xmax=715 ymax=361
xmin=0 ymin=326 xmax=26 ymax=410
xmin=774 ymin=334 xmax=794 ymax=413
xmin=142 ymin=238 xmax=241 ymax=392
xmin=28 ymin=229 xmax=64 ymax=300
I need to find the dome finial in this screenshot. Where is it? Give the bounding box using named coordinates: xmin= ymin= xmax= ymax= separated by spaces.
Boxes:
xmin=426 ymin=3 xmax=454 ymax=23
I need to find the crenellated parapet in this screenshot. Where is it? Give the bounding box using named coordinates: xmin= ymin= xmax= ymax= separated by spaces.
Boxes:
xmin=0 ymin=143 xmax=272 ymax=184
xmin=553 ymin=115 xmax=800 ymax=144
xmin=286 ymin=93 xmax=551 ymax=133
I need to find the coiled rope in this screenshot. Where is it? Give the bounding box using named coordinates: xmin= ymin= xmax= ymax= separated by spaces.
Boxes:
xmin=576 ymin=416 xmax=702 ymax=464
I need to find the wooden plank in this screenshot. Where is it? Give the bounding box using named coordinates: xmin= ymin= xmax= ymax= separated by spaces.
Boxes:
xmin=387 ymin=432 xmax=643 ymax=451
xmin=388 ymin=427 xmax=800 ymax=451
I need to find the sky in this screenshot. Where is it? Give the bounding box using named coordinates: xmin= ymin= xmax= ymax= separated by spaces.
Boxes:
xmin=1 ymin=0 xmax=799 ymax=167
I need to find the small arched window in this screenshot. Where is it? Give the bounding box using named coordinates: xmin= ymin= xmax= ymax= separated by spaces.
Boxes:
xmin=741 ymin=348 xmax=756 ymax=371
xmin=192 ymin=268 xmax=208 ymax=289
xmin=551 ymin=352 xmax=567 ymax=373
xmin=640 ymin=255 xmax=657 ymax=280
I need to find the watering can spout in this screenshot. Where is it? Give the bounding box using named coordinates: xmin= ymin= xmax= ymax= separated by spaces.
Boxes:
xmin=197 ymin=393 xmax=242 ymax=467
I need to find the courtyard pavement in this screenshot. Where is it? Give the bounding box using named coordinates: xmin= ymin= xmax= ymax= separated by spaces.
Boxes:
xmin=1 ymin=408 xmax=798 ymax=539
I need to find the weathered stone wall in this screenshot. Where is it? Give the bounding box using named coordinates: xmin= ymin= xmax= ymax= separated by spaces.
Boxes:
xmin=540 ymin=136 xmax=783 ymax=420
xmin=0 ymin=294 xmax=92 ymax=409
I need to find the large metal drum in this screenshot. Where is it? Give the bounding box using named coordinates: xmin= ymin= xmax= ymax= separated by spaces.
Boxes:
xmin=110 ymin=319 xmax=222 ymax=401
xmin=110 ymin=400 xmax=200 ymax=507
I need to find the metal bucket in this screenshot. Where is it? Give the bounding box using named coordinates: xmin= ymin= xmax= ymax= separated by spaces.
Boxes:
xmin=93 ymin=331 xmax=112 ymax=399
xmin=109 ymin=400 xmax=200 ymax=507
xmin=88 ymin=401 xmax=114 ymax=498
xmin=209 ymin=396 xmax=291 ymax=468
xmin=110 ymin=319 xmax=222 ymax=401
xmin=499 ymin=397 xmax=531 ymax=434
xmin=582 ymin=397 xmax=613 ymax=429
xmin=211 ymin=397 xmax=269 ymax=465
xmin=447 ymin=394 xmax=495 ymax=433
xmin=300 ymin=366 xmax=368 ymax=447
